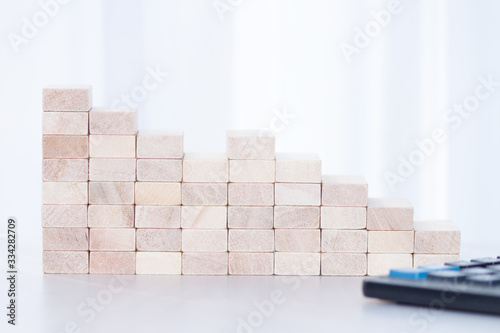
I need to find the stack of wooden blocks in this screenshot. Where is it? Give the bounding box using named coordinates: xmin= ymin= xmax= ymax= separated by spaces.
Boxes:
xmin=42 ymin=85 xmax=461 ymax=275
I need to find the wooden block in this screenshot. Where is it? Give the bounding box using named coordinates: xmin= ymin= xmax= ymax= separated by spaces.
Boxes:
xmin=275 ymin=229 xmax=320 ymax=252
xmin=181 ymin=206 xmax=227 ymax=228
xmin=227 ymin=130 xmax=275 ymax=159
xmin=42 ymin=159 xmax=88 ymax=182
xmin=42 ymin=112 xmax=88 ymax=135
xmin=227 ymin=206 xmax=274 ymax=229
xmin=229 ymin=160 xmax=275 ymax=183
xmin=88 ymin=205 xmax=134 ymax=228
xmin=367 ymin=254 xmax=413 ymax=276
xmin=42 ymin=182 xmax=88 ymax=204
xmin=182 ymin=229 xmax=228 ymax=252
xmin=42 ymin=135 xmax=88 ymax=158
xmin=136 ymin=159 xmax=182 ymax=182
xmin=43 ymin=251 xmax=89 ymax=274
xmin=368 ymin=231 xmax=414 ymax=253
xmin=135 ymin=206 xmax=181 ymax=228
xmin=182 ymin=253 xmax=228 ymax=275
xmin=89 ymin=182 xmax=134 ymax=205
xmin=136 ymin=252 xmax=181 ymax=274
xmin=135 ymin=182 xmax=181 ymax=205
xmin=228 ymin=230 xmax=275 ymax=252
xmin=367 ymin=198 xmax=414 ymax=231
xmin=321 ymin=230 xmax=367 ymax=253
xmin=275 ymin=153 xmax=322 ymax=183
xmin=90 ymin=252 xmax=135 ymax=274
xmin=182 ymin=183 xmax=227 ymax=206
xmin=89 ymin=228 xmax=135 ymax=251
xmin=228 ymin=183 xmax=274 ymax=206
xmin=229 ymin=253 xmax=274 ymax=275
xmin=89 ymin=158 xmax=136 ymax=181
xmin=41 ymin=205 xmax=88 ymax=227
xmin=43 ymin=227 xmax=89 ymax=251
xmin=414 ymin=220 xmax=461 ymax=254
xmin=89 ymin=107 xmax=137 ymax=134
xmin=43 ymin=85 xmax=92 ymax=111
xmin=183 ymin=153 xmax=228 ymax=183
xmin=320 ymin=207 xmax=366 ymax=229
xmin=322 ymin=175 xmax=368 ymax=206
xmin=89 ymin=135 xmax=136 ymax=158
xmin=274 ymin=183 xmax=320 ymax=206
xmin=321 ymin=253 xmax=367 ymax=276
xmin=413 ymin=254 xmax=460 ymax=267
xmin=274 ymin=252 xmax=320 ymax=275
xmin=136 ymin=130 xmax=183 ymax=158
xmin=274 ymin=206 xmax=320 ymax=228
xmin=136 ymin=229 xmax=182 ymax=252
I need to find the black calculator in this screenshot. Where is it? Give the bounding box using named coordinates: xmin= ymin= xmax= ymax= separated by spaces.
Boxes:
xmin=363 ymin=257 xmax=500 ymax=315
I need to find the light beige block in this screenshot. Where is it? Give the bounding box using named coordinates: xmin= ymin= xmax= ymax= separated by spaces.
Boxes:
xmin=43 ymin=228 xmax=89 ymax=251
xmin=229 ymin=160 xmax=275 ymax=183
xmin=42 ymin=159 xmax=88 ymax=182
xmin=43 ymin=251 xmax=89 ymax=274
xmin=90 ymin=252 xmax=135 ymax=274
xmin=227 ymin=130 xmax=275 ymax=159
xmin=43 ymin=85 xmax=92 ymax=111
xmin=89 ymin=135 xmax=136 ymax=158
xmin=89 ymin=158 xmax=136 ymax=181
xmin=274 ymin=206 xmax=320 ymax=228
xmin=228 ymin=183 xmax=274 ymax=206
xmin=228 ymin=230 xmax=274 ymax=252
xmin=136 ymin=229 xmax=182 ymax=251
xmin=368 ymin=231 xmax=414 ymax=254
xmin=227 ymin=206 xmax=274 ymax=229
xmin=182 ymin=183 xmax=227 ymax=206
xmin=136 ymin=159 xmax=182 ymax=182
xmin=321 ymin=253 xmax=367 ymax=276
xmin=136 ymin=252 xmax=181 ymax=274
xmin=322 ymin=175 xmax=368 ymax=206
xmin=367 ymin=198 xmax=414 ymax=231
xmin=89 ymin=107 xmax=137 ymax=135
xmin=89 ymin=182 xmax=134 ymax=205
xmin=42 ymin=135 xmax=88 ymax=158
xmin=321 ymin=230 xmax=367 ymax=253
xmin=88 ymin=205 xmax=134 ymax=228
xmin=320 ymin=207 xmax=366 ymax=229
xmin=274 ymin=252 xmax=320 ymax=275
xmin=183 ymin=153 xmax=228 ymax=183
xmin=136 ymin=130 xmax=184 ymax=158
xmin=42 ymin=112 xmax=88 ymax=135
xmin=182 ymin=253 xmax=228 ymax=275
xmin=182 ymin=229 xmax=228 ymax=252
xmin=42 ymin=182 xmax=88 ymax=205
xmin=275 ymin=183 xmax=320 ymax=206
xmin=367 ymin=254 xmax=413 ymax=276
xmin=181 ymin=206 xmax=227 ymax=229
xmin=414 ymin=220 xmax=461 ymax=254
xmin=135 ymin=206 xmax=181 ymax=228
xmin=275 ymin=153 xmax=322 ymax=183
xmin=275 ymin=229 xmax=320 ymax=252
xmin=135 ymin=182 xmax=181 ymax=205
xmin=413 ymin=254 xmax=460 ymax=267
xmin=229 ymin=253 xmax=274 ymax=275
xmin=41 ymin=205 xmax=88 ymax=227
xmin=89 ymin=228 xmax=135 ymax=251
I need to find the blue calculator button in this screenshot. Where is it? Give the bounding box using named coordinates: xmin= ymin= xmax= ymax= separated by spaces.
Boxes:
xmin=389 ymin=268 xmax=428 ymax=280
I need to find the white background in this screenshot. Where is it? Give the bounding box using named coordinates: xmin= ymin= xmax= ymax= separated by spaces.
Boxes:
xmin=0 ymin=0 xmax=500 ymax=332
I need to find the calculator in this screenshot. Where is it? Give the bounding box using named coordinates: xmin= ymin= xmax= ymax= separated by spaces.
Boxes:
xmin=362 ymin=257 xmax=500 ymax=315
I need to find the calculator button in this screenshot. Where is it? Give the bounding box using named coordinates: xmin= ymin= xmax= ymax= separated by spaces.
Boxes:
xmin=427 ymin=270 xmax=467 ymax=283
xmin=418 ymin=264 xmax=459 ymax=272
xmin=466 ymin=275 xmax=500 ymax=287
xmin=471 ymin=258 xmax=500 ymax=266
xmin=445 ymin=261 xmax=487 ymax=269
xmin=461 ymin=268 xmax=496 ymax=276
xmin=389 ymin=268 xmax=428 ymax=280
xmin=486 ymin=266 xmax=500 ymax=273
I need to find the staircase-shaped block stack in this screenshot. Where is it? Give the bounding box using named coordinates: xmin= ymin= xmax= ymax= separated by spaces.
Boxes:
xmin=41 ymin=85 xmax=461 ymax=275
